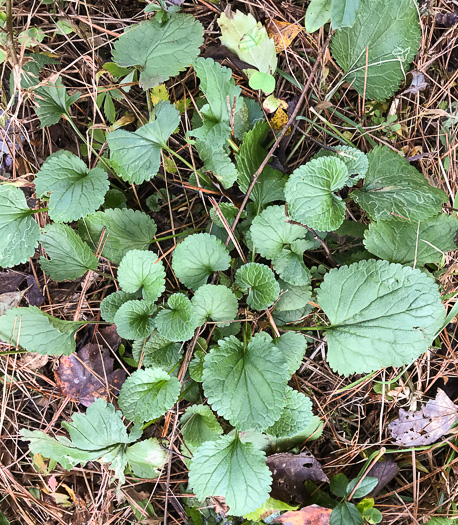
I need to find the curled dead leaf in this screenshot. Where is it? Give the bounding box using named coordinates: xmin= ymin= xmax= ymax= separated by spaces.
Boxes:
xmin=274 ymin=505 xmax=332 ymax=525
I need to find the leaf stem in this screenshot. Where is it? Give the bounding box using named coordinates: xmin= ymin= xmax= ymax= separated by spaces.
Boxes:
xmin=279 ymin=325 xmax=328 ymax=331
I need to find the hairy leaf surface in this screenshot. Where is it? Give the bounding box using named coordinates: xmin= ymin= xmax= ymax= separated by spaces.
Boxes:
xmin=265 ymin=387 xmax=313 ymax=438
xmin=189 ymin=434 xmax=272 ymax=515
xmin=191 ymin=284 xmax=239 ymax=325
xmin=34 ymin=78 xmax=81 ymax=127
xmin=114 ymin=300 xmax=157 ymax=340
xmin=132 ymin=332 xmax=181 ymax=372
xmin=181 ymin=404 xmax=223 ymax=451
xmin=318 ymin=260 xmax=446 ymax=375
xmin=203 ymin=334 xmax=289 ymax=431
xmin=235 ymin=263 xmax=280 ymax=311
xmin=331 ymin=0 xmax=421 ymax=100
xmin=155 ymin=293 xmax=199 ymax=342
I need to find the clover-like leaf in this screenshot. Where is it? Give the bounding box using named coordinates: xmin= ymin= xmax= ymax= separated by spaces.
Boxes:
xmin=235 ymin=263 xmax=280 ymax=311
xmin=21 ymin=399 xmax=136 ymax=480
xmin=274 ymin=332 xmax=308 ymax=377
xmin=39 ymin=223 xmax=98 ymax=281
xmin=364 ymin=214 xmax=458 ymax=267
xmin=155 ymin=293 xmax=199 ymax=342
xmin=318 ymin=260 xmax=446 ymax=375
xmin=100 ymin=291 xmax=138 ymax=323
xmin=189 ymin=434 xmax=272 ymax=516
xmin=112 ymin=13 xmax=204 ymax=90
xmin=34 ymin=78 xmax=81 ymax=128
xmin=0 ymin=306 xmax=82 ymax=355
xmin=181 ymin=404 xmax=223 ymax=452
xmin=126 ymin=438 xmax=168 ymax=479
xmin=202 ymin=334 xmax=289 ymax=431
xmin=285 ymin=157 xmax=349 ymax=231
xmin=275 ymin=279 xmax=312 ymax=313
xmin=117 ymin=250 xmax=166 ymax=303
xmin=35 ymin=150 xmax=109 ymax=222
xmin=352 ymin=147 xmax=448 ymax=221
xmin=265 ymin=387 xmax=313 ymax=438
xmin=0 ymin=185 xmax=40 ymax=267
xmin=314 ymin=145 xmax=368 ymax=185
xmin=107 ymin=102 xmax=180 ymax=184
xmin=191 ymin=284 xmax=239 ymax=326
xmin=236 ymin=123 xmax=287 ymax=207
xmin=114 ymin=300 xmax=157 ymax=340
xmin=132 ymin=332 xmax=181 ymax=372
xmin=118 ymin=367 xmax=181 ymax=423
xmin=331 ymin=0 xmax=421 ymax=100
xmin=79 ymin=208 xmax=157 ymax=264
xmin=172 ymin=233 xmax=231 ymax=290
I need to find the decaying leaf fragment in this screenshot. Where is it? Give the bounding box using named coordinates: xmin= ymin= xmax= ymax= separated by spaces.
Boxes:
xmin=266 ymin=19 xmax=302 ymax=53
xmin=55 ymin=341 xmax=125 ymax=407
xmin=267 ymin=452 xmax=329 ymax=504
xmin=274 ymin=505 xmax=332 ymax=525
xmin=389 ymin=389 xmax=458 ymax=446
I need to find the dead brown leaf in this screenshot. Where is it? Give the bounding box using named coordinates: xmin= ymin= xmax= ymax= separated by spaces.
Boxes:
xmin=267 ymin=452 xmax=329 ymax=504
xmin=266 ymin=19 xmax=302 ymax=53
xmin=274 ymin=505 xmax=332 ymax=525
xmin=389 ymin=389 xmax=458 ymax=446
xmin=55 ymin=342 xmax=126 ymax=407
xmin=365 ymin=458 xmax=399 ymax=497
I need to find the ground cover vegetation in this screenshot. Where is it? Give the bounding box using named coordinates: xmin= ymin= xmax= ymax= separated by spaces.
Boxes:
xmin=0 ymin=0 xmax=457 ymax=523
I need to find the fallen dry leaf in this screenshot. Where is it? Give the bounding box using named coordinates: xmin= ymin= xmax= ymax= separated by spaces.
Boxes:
xmin=0 ymin=290 xmax=24 ymax=316
xmin=389 ymin=389 xmax=458 ymax=446
xmin=0 ymin=271 xmax=26 ymax=293
xmin=271 ymin=108 xmax=291 ymax=134
xmin=19 ymin=352 xmax=49 ymax=371
xmin=55 ymin=342 xmax=126 ymax=407
xmin=26 ymin=275 xmax=45 ymax=306
xmin=274 ymin=505 xmax=332 ymax=525
xmin=267 ymin=452 xmax=329 ymax=504
xmin=266 ymin=19 xmax=302 ymax=53
xmin=403 ymin=71 xmax=428 ymax=95
xmin=365 ymin=458 xmax=399 ymax=497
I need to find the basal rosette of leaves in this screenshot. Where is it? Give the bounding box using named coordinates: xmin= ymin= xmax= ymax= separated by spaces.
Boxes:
xmin=0 ymin=6 xmax=453 ymax=520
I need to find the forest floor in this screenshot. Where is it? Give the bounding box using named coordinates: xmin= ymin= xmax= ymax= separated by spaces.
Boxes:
xmin=0 ymin=0 xmax=458 ymax=524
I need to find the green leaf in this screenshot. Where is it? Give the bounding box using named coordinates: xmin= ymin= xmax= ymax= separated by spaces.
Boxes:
xmin=346 ymin=476 xmax=378 ymax=498
xmin=118 ymin=367 xmax=181 ymax=423
xmin=172 ymin=233 xmax=231 ymax=290
xmin=363 ymin=214 xmax=458 ymax=267
xmin=353 ymin=147 xmax=448 ymax=221
xmin=330 ymin=502 xmax=363 ymax=525
xmin=305 ymin=0 xmax=332 ymax=32
xmin=114 ymin=300 xmax=157 ymax=340
xmin=248 ymin=70 xmax=275 ymax=95
xmin=272 ymin=248 xmax=311 ymax=287
xmin=107 ymin=102 xmax=180 ymax=183
xmin=285 ymin=157 xmax=349 ymax=231
xmin=117 ymin=250 xmax=166 ymax=302
xmin=112 ymin=13 xmax=203 ymax=89
xmin=0 ymin=306 xmax=81 ymax=355
xmin=191 ymin=284 xmax=239 ymax=326
xmin=330 ymin=0 xmax=360 ymax=29
xmin=274 ymin=332 xmax=308 ymax=376
xmin=330 ymin=0 xmax=421 ymax=100
xmin=244 ymin=499 xmax=298 ymax=521
xmin=235 ymin=263 xmax=280 ymax=311
xmin=181 ymin=404 xmax=223 ymax=451
xmin=40 ymin=223 xmax=98 ymax=281
xmin=103 ymin=188 xmax=127 ymax=210
xmin=203 ymin=334 xmax=289 ymax=431
xmin=35 ymin=151 xmax=109 ymax=222
xmin=314 ymin=145 xmax=368 ymax=185
xmin=78 ymin=208 xmax=157 ymax=264
xmin=21 ymin=399 xmax=136 ymax=479
xmin=195 ymin=140 xmax=239 ymax=190
xmin=236 ymin=122 xmax=287 ymax=208
xmin=34 ymin=78 xmax=81 ymax=127
xmin=265 ymin=387 xmax=313 ymax=438
xmin=100 ymin=291 xmax=138 ymax=323
xmin=189 ymin=347 xmax=206 ymax=382
xmin=126 ymin=438 xmax=168 ymax=479
xmin=155 ymin=293 xmax=199 ymax=342
xmin=192 ymin=57 xmax=241 ymax=143
xmin=317 ymin=260 xmax=446 ymax=375
xmin=189 ymin=434 xmax=272 ymax=516
xmin=275 ymin=279 xmax=312 ymax=313
xmin=330 ymin=473 xmax=349 ymax=498
xmin=218 ymin=10 xmax=277 ymax=92
xmin=250 ymin=205 xmax=310 ymax=260
xmin=0 ymin=185 xmax=40 ymax=267
xmin=132 ymin=332 xmax=181 ymax=371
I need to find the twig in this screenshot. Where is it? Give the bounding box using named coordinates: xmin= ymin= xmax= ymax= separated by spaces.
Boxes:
xmin=226 ymin=33 xmax=333 ymax=243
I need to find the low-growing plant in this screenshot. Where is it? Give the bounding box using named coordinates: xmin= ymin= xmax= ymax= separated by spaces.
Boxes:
xmin=0 ymin=0 xmax=455 ymax=520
